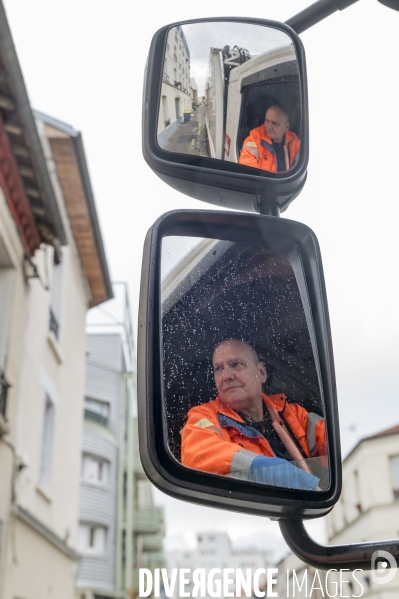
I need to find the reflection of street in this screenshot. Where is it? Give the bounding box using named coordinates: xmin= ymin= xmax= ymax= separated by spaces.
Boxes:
xmin=163 ymin=104 xmax=208 ymax=157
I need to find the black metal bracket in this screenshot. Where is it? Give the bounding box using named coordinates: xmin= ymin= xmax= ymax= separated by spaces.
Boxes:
xmin=286 ymin=0 xmax=360 ymax=34
xmin=279 ymin=519 xmax=399 ymax=570
xmin=256 ymin=195 xmax=281 ymax=216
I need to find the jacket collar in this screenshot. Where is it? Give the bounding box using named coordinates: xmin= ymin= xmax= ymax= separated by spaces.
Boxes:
xmin=260 ymin=126 xmax=296 ymax=145
xmin=215 ymin=392 xmax=287 ymax=421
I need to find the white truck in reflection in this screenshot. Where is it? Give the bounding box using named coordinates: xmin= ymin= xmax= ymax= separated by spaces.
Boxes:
xmin=205 ymin=43 xmax=300 ymax=162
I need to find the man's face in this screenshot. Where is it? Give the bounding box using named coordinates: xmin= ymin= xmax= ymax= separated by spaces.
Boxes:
xmin=212 ymin=340 xmax=266 ymax=415
xmin=264 ymin=107 xmax=289 ymax=143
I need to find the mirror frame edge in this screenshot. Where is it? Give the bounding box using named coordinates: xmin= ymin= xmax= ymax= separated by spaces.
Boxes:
xmin=137 ymin=209 xmax=342 ymax=520
xmin=142 ymin=17 xmax=309 ymax=213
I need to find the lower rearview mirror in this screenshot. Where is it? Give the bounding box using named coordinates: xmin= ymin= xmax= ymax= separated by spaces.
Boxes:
xmin=138 ymin=210 xmax=341 ymax=519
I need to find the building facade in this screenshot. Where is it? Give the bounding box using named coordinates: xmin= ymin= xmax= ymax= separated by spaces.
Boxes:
xmin=0 ymin=3 xmax=113 ymax=597
xmin=326 ymin=425 xmax=399 ymax=598
xmin=157 ymin=25 xmax=192 ymax=148
xmin=167 ymin=532 xmax=273 ymax=599
xmin=77 ymin=285 xmax=165 ymax=599
xmin=276 ymin=425 xmax=399 ymax=598
xmin=77 ymin=332 xmax=127 ymax=597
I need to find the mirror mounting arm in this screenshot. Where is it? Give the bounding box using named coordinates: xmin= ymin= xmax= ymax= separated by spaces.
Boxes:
xmin=257 ymin=196 xmax=280 ymax=217
xmin=280 ymin=518 xmax=399 ymax=570
xmin=286 ymin=0 xmax=360 ymax=34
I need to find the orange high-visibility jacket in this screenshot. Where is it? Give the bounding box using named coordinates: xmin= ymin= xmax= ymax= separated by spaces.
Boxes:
xmin=181 ymin=393 xmax=326 ymax=476
xmin=238 ymin=126 xmax=300 ymax=172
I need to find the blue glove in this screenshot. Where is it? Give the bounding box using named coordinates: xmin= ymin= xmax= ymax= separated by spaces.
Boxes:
xmin=249 ymin=455 xmax=319 ymax=491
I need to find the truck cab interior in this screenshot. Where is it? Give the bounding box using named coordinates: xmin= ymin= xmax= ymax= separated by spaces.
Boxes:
xmin=236 ymin=72 xmax=301 ymax=161
xmin=161 ymin=238 xmax=324 ymax=462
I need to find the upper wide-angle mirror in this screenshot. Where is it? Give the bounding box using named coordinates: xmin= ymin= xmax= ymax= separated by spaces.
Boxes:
xmin=143 ymin=19 xmax=308 ymax=213
xmin=138 ymin=211 xmax=341 ymax=519
xmin=157 ymin=22 xmax=301 ymax=174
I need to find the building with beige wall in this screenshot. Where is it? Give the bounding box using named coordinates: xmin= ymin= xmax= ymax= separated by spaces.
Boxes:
xmin=0 ymin=3 xmax=112 ymax=597
xmin=326 ymin=424 xmax=399 ymax=598
xmin=275 ymin=425 xmax=399 ymax=598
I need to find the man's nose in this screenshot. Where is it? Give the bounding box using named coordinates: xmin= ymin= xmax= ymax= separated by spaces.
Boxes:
xmin=222 ymin=366 xmax=235 ymax=380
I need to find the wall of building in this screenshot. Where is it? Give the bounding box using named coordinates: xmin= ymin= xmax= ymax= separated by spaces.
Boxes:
xmin=77 ymin=333 xmax=125 ymax=594
xmin=326 ymin=432 xmax=399 ymax=599
xmin=275 ymin=431 xmax=399 ymax=599
xmin=3 ymin=517 xmax=77 ymax=599
xmin=0 ymin=185 xmax=30 ymax=588
xmin=1 ymin=236 xmax=89 ymax=599
xmin=77 ymin=322 xmax=165 ymax=599
xmin=167 ymin=533 xmax=273 ymax=599
xmin=157 ymin=25 xmax=192 ymax=147
xmin=327 ymin=434 xmax=399 ymax=542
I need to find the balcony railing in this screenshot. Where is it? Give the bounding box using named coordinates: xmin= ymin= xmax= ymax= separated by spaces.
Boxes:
xmin=0 ymin=370 xmax=10 ymax=418
xmin=142 ymin=533 xmax=164 ymax=552
xmin=162 ymin=72 xmax=169 ymax=83
xmin=49 ymin=308 xmax=60 ymax=340
xmin=84 ymin=409 xmax=108 ymax=427
xmin=132 ymin=506 xmax=165 ymax=534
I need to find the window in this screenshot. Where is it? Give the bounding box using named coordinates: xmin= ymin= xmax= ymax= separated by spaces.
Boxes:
xmin=0 ymin=243 xmax=15 ymax=418
xmin=84 ymin=397 xmax=110 ymax=426
xmin=391 ymin=455 xmax=399 ymax=500
xmin=78 ymin=523 xmax=107 ymax=555
xmin=81 ymin=454 xmax=110 ymax=485
xmin=49 ymin=248 xmax=65 ymax=340
xmin=39 ymin=395 xmax=55 ymax=488
xmin=137 ymin=479 xmax=150 ymax=509
xmin=162 ymin=96 xmax=169 ymax=128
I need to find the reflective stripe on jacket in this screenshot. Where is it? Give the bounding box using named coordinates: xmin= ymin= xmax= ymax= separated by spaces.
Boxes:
xmin=180 ymin=393 xmax=326 ymax=476
xmin=238 ymin=126 xmax=300 ymax=172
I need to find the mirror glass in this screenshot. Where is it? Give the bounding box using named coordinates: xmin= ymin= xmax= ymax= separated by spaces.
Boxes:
xmin=157 ymin=22 xmax=301 ymax=173
xmin=160 ymin=234 xmax=330 ymax=492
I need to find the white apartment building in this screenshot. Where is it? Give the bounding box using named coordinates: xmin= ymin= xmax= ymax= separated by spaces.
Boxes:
xmin=77 ymin=285 xmax=165 ymax=599
xmin=167 ymin=532 xmax=273 ymax=599
xmin=276 ymin=424 xmax=399 ymax=599
xmin=0 ymin=6 xmax=113 ymax=597
xmin=326 ymin=424 xmax=399 ymax=598
xmin=158 ymin=25 xmax=193 ymax=148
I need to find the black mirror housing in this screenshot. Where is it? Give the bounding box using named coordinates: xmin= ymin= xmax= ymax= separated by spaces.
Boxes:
xmin=138 ymin=210 xmax=341 ymax=519
xmin=142 ymin=18 xmax=309 ymax=214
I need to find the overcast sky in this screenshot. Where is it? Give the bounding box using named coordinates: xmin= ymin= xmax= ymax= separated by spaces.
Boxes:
xmin=4 ymin=0 xmax=399 ymax=558
xmin=181 ymin=21 xmax=292 ymax=95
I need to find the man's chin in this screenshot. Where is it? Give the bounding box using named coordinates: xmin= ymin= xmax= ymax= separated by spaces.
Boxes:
xmin=221 ymin=395 xmax=245 ymax=409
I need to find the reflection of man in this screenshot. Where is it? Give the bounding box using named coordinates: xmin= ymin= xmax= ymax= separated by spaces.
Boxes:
xmin=181 ymin=339 xmax=326 ymax=490
xmin=239 ymin=105 xmax=300 ymax=172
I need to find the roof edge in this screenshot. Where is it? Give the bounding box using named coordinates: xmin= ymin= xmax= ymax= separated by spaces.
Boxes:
xmin=34 ymin=110 xmax=113 ymax=303
xmin=72 ymin=133 xmax=113 ymax=302
xmin=0 ymin=2 xmax=66 ymax=245
xmin=344 ymin=426 xmax=399 ymax=463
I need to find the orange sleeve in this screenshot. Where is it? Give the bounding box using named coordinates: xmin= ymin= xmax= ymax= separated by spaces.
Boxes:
xmin=238 ymin=134 xmax=260 ymax=168
xmin=181 ymin=405 xmax=241 ymax=475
